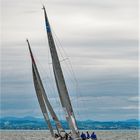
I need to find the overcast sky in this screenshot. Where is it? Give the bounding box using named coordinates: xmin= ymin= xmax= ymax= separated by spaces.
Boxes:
xmin=1 ymin=0 xmax=139 ymax=121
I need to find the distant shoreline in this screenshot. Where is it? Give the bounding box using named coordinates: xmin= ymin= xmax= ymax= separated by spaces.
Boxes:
xmin=1 ymin=117 xmax=139 ymax=130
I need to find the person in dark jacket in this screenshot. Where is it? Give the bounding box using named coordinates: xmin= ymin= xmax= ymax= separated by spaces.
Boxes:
xmin=91 ymin=132 xmax=97 ymax=140
xmin=86 ymin=131 xmax=90 ymax=139
xmin=81 ymin=132 xmax=86 ymax=140
xmin=68 ymin=136 xmax=73 ymax=140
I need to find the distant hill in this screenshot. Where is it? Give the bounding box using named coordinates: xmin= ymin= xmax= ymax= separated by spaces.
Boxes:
xmin=0 ymin=116 xmax=139 ymax=130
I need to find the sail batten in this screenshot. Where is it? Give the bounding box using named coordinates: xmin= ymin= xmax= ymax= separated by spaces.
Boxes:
xmin=43 ymin=6 xmax=81 ymax=140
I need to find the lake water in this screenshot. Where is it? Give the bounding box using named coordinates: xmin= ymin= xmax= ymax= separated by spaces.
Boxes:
xmin=0 ymin=130 xmax=139 ymax=140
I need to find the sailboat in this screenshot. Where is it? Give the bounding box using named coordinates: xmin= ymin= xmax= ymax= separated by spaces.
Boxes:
xmin=27 ymin=6 xmax=82 ymax=140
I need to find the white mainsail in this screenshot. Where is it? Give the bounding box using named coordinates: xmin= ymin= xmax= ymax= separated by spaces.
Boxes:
xmin=42 ymin=6 xmax=81 ymax=140
xmin=27 ymin=39 xmax=64 ymax=136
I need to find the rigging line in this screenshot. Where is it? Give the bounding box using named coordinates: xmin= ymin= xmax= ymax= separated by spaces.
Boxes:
xmin=39 ymin=1 xmax=75 ymax=88
xmin=47 ymin=39 xmax=56 ymax=95
xmin=52 ymin=40 xmax=81 ymax=121
xmin=37 ymin=61 xmax=56 ymax=101
xmin=51 ymin=27 xmax=81 ymax=116
xmin=52 ymin=28 xmax=68 ymax=58
xmin=53 ymin=32 xmax=81 ymax=115
xmin=27 ymin=47 xmax=59 ymax=122
xmin=62 ymin=56 xmax=87 ymax=120
xmin=47 ymin=46 xmax=57 ymax=96
xmin=35 ymin=47 xmax=64 ymax=124
xmin=50 ymin=30 xmax=81 ymax=122
xmin=46 ymin=13 xmax=86 ymax=121
xmin=61 ymin=51 xmax=86 ymax=119
xmin=52 ymin=29 xmax=76 ymax=88
xmin=31 ymin=48 xmax=57 ymax=109
xmin=51 ymin=27 xmax=69 ymax=58
xmin=70 ymin=70 xmax=82 ymax=119
xmin=33 ymin=53 xmax=49 ymax=85
xmin=51 ymin=28 xmax=65 ymax=59
xmin=37 ymin=0 xmax=86 ymax=122
xmin=47 ymin=39 xmax=64 ymax=122
xmin=50 ymin=35 xmax=76 ymax=99
xmin=42 ymin=5 xmax=80 ymax=121
xmin=47 ymin=59 xmax=63 ymax=122
xmin=32 ymin=0 xmax=61 ymax=126
xmin=34 ymin=11 xmax=64 ymax=122
xmin=48 ymin=58 xmax=69 ymax=64
xmin=52 ymin=28 xmax=79 ymax=90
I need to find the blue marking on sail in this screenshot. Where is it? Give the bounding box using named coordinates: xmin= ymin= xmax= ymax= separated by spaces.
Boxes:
xmin=45 ymin=20 xmax=51 ymax=32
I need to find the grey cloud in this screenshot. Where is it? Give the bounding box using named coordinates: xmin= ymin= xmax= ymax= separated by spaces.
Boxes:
xmin=1 ymin=0 xmax=138 ymax=120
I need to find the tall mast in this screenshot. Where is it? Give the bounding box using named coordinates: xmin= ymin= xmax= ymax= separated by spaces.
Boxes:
xmin=42 ymin=6 xmax=81 ymax=140
xmin=27 ymin=39 xmax=63 ymax=136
